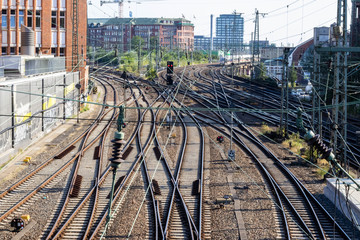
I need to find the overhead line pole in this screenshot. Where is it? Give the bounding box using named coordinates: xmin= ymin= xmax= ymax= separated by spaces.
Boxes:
xmin=72 ymin=0 xmax=79 ymax=71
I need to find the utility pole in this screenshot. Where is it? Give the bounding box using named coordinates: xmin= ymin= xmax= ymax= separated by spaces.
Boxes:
xmin=312 ymin=47 xmax=322 ymax=138
xmin=170 ymin=35 xmax=173 ymax=50
xmin=105 ymin=105 xmax=126 ymax=233
xmin=228 ymin=102 xmax=235 ymax=161
xmin=121 ymin=24 xmax=124 ymax=53
xmin=252 ymin=9 xmax=267 ymax=80
xmin=156 ymin=35 xmax=159 ymax=71
xmin=138 ymin=39 xmax=141 ymax=73
xmin=191 ymin=46 xmax=193 ymax=65
xmin=334 ymin=0 xmax=348 ymax=171
xmin=178 ymin=43 xmax=180 ymax=67
xmin=225 ymin=25 xmax=228 ymax=55
xmin=148 ymin=29 xmax=151 ymax=66
xmin=284 ymin=48 xmax=290 ymax=138
xmin=129 ymin=21 xmax=132 ymax=51
xmin=280 ymin=48 xmax=290 ymax=136
xmin=210 ymin=14 xmax=213 ymax=63
xmin=314 ymin=0 xmax=360 ymax=171
xmin=72 ymin=0 xmax=79 ymax=71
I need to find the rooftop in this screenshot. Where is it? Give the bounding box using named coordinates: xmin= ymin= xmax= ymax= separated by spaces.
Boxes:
xmin=88 ymin=17 xmax=194 ymax=27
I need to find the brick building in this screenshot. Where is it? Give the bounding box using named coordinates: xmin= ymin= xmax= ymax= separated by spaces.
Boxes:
xmin=0 ymin=0 xmax=88 ymax=86
xmin=88 ymin=17 xmax=194 ymax=51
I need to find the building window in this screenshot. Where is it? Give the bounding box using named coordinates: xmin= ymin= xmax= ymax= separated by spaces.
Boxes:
xmin=2 ymin=47 xmax=6 ymax=54
xmin=2 ymin=10 xmax=7 ymax=28
xmin=10 ymin=10 xmax=15 ymax=28
xmin=51 ymin=47 xmax=56 ymax=55
xmin=10 ymin=47 xmax=15 ymax=54
xmin=36 ymin=11 xmax=41 ymax=28
xmin=19 ymin=10 xmax=24 ymax=28
xmin=60 ymin=11 xmax=65 ymax=28
xmin=51 ymin=11 xmax=57 ymax=28
xmin=27 ymin=10 xmax=33 ymax=28
xmin=2 ymin=30 xmax=6 ymax=44
xmin=52 ymin=0 xmax=57 ymax=8
xmin=60 ymin=47 xmax=65 ymax=56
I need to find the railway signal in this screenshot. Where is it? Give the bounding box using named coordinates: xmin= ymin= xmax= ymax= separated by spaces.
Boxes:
xmin=11 ymin=218 xmax=24 ymax=231
xmin=167 ymin=61 xmax=174 ymax=74
xmin=166 ymin=61 xmax=174 ymax=85
xmin=166 ymin=75 xmax=173 ymax=85
xmin=217 ymin=136 xmax=224 ymax=143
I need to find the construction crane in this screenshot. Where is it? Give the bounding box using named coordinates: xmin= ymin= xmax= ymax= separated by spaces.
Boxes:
xmin=100 ymin=0 xmax=162 ymax=18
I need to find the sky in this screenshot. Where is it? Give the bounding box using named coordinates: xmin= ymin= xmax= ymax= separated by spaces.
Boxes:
xmin=88 ymin=0 xmax=340 ymax=47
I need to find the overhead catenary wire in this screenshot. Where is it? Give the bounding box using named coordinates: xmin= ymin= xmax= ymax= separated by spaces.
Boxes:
xmin=170 ymin=68 xmax=319 ymax=237
xmin=0 ymin=56 xmax=119 ymax=130
xmin=100 ymin=66 xmax=191 ymax=239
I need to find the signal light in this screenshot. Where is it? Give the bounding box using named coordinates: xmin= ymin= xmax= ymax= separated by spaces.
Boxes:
xmin=217 ymin=136 xmax=224 ymax=143
xmin=167 ymin=61 xmax=174 ymax=74
xmin=11 ymin=218 xmax=24 ymax=231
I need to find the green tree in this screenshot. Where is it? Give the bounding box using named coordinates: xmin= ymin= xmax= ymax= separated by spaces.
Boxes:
xmin=92 ymin=48 xmax=118 ymax=65
xmin=150 ymin=36 xmax=158 ymax=51
xmin=120 ymin=51 xmax=137 ymax=72
xmin=131 ymin=36 xmax=145 ymax=52
xmin=145 ymin=64 xmax=157 ymax=80
xmin=288 ymin=64 xmax=297 ymax=88
xmin=258 ymin=62 xmax=267 ymax=80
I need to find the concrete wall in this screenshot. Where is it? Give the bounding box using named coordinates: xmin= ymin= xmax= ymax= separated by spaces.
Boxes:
xmin=0 ymin=72 xmax=80 ymax=153
xmin=324 ymin=178 xmax=360 ymax=228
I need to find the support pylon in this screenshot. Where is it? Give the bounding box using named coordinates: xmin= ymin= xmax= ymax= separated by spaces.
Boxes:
xmin=333 ymin=0 xmax=348 ymax=172
xmin=251 ymin=9 xmax=267 ymax=80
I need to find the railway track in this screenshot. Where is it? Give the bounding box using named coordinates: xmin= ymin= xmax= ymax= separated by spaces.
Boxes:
xmin=0 ymin=64 xmax=359 ymax=239
xmin=0 ymin=79 xmax=113 ymax=234
xmin=163 ymin=65 xmax=357 ymax=239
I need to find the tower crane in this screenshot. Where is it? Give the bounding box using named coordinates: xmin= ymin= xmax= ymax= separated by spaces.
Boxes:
xmin=100 ymin=0 xmax=162 ymax=18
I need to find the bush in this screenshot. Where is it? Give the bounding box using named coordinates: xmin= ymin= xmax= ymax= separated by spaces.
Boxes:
xmin=145 ymin=65 xmax=157 ymax=80
xmin=282 ymin=132 xmax=305 ymax=155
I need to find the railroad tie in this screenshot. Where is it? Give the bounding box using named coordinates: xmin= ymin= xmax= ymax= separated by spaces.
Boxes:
xmin=93 ymin=146 xmax=101 ymax=159
xmin=69 ymin=175 xmax=83 ymax=198
xmin=122 ymin=146 xmax=134 ymax=160
xmin=191 ymin=179 xmax=200 ymax=196
xmin=152 ymin=179 xmax=161 ymax=195
xmin=55 ymin=145 xmax=76 ymax=159
xmin=153 ymin=147 xmax=163 ymax=161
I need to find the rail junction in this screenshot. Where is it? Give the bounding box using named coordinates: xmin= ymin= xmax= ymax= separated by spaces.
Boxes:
xmin=0 ymin=64 xmax=359 ymax=240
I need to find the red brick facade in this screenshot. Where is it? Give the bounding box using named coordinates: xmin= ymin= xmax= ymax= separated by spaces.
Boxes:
xmin=0 ymin=0 xmax=87 ymax=82
xmin=88 ymin=18 xmax=194 ymax=51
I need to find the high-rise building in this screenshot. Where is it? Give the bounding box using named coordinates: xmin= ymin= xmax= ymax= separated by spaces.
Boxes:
xmin=194 ymin=35 xmax=210 ymax=51
xmin=215 ymin=14 xmax=244 ymax=52
xmin=194 ymin=13 xmax=244 ymax=52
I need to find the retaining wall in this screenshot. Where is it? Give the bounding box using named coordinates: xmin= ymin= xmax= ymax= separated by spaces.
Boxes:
xmin=0 ymin=71 xmax=80 ymax=153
